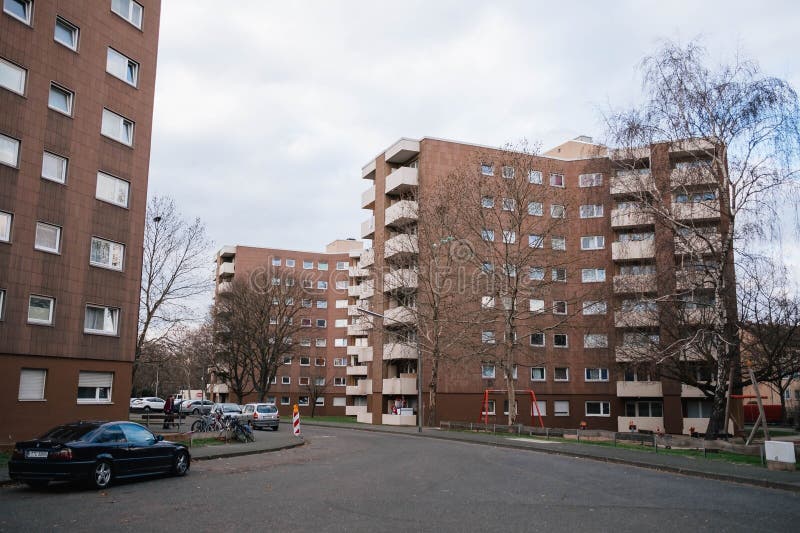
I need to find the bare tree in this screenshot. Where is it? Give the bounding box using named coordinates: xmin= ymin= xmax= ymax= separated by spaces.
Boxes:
xmin=606 ymin=40 xmax=800 ymax=437
xmin=300 ymin=365 xmax=328 ymax=418
xmin=137 ymin=196 xmax=213 ymax=378
xmin=212 ymin=267 xmax=305 ymax=402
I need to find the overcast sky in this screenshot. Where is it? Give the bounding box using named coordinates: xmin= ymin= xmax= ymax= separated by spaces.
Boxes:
xmin=147 ymin=0 xmax=800 ymax=270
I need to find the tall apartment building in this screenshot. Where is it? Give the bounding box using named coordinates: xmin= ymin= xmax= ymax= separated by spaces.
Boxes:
xmin=211 ymin=239 xmax=363 ymax=417
xmin=0 ymin=0 xmax=160 ymax=442
xmin=350 ymin=136 xmax=730 ymax=435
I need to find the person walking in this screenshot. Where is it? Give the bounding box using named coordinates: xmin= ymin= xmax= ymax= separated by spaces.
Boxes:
xmin=163 ymin=395 xmax=174 ymax=429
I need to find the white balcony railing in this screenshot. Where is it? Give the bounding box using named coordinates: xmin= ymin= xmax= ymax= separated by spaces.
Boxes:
xmin=385 ymin=200 xmax=418 ymax=227
xmin=610 ymin=207 xmax=655 ymax=228
xmin=616 ymin=381 xmax=663 ymax=397
xmin=613 ymin=274 xmax=657 ymax=294
xmin=610 ymin=170 xmax=654 ymax=196
xmin=360 ymin=217 xmax=375 ymax=239
xmin=361 ymin=186 xmax=375 ymax=209
xmin=382 ymin=343 xmax=417 ymax=360
xmin=383 ymin=268 xmax=418 ymax=292
xmin=383 ymin=376 xmax=417 ymax=395
xmin=385 ymin=166 xmax=419 ymax=195
xmin=612 ymin=240 xmax=655 ymax=261
xmin=384 ymin=234 xmax=418 ymax=260
xmin=384 ymin=138 xmax=420 ymax=164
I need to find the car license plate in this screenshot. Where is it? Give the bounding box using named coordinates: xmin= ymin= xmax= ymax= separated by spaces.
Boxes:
xmin=25 ymin=450 xmax=48 ymax=459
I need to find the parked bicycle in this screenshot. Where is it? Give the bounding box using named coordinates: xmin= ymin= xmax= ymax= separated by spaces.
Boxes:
xmin=226 ymin=417 xmax=255 ymax=443
xmin=191 ymin=414 xmax=223 ymax=433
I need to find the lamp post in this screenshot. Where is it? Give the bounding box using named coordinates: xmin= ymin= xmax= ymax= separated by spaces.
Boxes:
xmin=357 ymin=307 xmax=423 ymax=433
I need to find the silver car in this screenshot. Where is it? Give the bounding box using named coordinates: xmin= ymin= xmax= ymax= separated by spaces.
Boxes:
xmin=241 ymin=403 xmax=280 ymax=430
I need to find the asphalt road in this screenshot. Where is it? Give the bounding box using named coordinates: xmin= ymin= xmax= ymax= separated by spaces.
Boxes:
xmin=1 ymin=425 xmax=798 ymax=532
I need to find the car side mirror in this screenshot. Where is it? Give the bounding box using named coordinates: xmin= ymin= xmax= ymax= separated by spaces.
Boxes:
xmin=156 ymin=435 xmax=164 ymax=442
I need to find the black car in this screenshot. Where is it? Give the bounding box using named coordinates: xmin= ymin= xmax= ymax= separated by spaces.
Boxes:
xmin=8 ymin=421 xmax=190 ymax=489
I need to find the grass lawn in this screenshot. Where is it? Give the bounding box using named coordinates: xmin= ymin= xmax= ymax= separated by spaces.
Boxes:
xmin=171 ymin=437 xmax=227 ymax=448
xmin=300 ymin=416 xmax=360 ymax=424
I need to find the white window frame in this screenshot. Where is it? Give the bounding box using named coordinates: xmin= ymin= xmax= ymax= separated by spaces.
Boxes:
xmin=481 ymin=229 xmax=494 ymax=242
xmin=584 ymin=368 xmax=609 ymax=382
xmin=581 ymin=268 xmax=606 ymax=283
xmin=578 ymin=173 xmax=603 ymax=187
xmin=41 ymin=151 xmax=68 ymax=184
xmin=111 ymin=0 xmax=143 ymax=29
xmin=334 ymin=319 xmax=347 ymax=328
xmin=334 ymin=377 xmax=346 ymax=386
xmin=528 ymin=170 xmax=543 ymax=184
xmin=529 ymin=235 xmax=543 ymax=248
xmin=481 ymin=196 xmax=494 ymax=208
xmin=501 ymin=198 xmax=516 ymax=211
xmin=286 ymin=259 xmax=295 ymax=267
xmin=554 ymin=368 xmax=569 ymax=382
xmin=480 ymin=163 xmax=494 ymax=176
xmin=579 ymin=204 xmax=604 ymax=218
xmin=533 ymin=400 xmax=547 ymax=417
xmin=77 ymin=371 xmax=113 ymax=404
xmin=501 ymin=165 xmax=515 ymax=179
xmin=106 ymin=47 xmax=139 ymax=87
xmin=502 ymin=230 xmax=516 ymax=244
xmin=553 ymin=334 xmax=568 ymax=348
xmin=34 ymin=222 xmax=61 ymax=254
xmin=550 ymin=173 xmax=564 ymax=187
xmin=300 ymin=356 xmax=310 ymax=366
xmin=333 ymin=397 xmax=346 ymax=406
xmin=482 ymin=399 xmax=496 ymax=416
xmin=271 ymin=257 xmax=281 ymax=266
xmin=553 ymin=400 xmax=570 ymax=416
xmin=28 ymin=295 xmax=54 ymax=325
xmin=553 ymin=301 xmax=567 ymax=315
xmin=314 ymin=357 xmax=326 ymax=367
xmin=0 ymin=210 xmax=12 ymax=242
xmin=298 ymin=377 xmax=310 ymax=386
xmin=298 ymin=396 xmax=310 ymax=407
xmin=280 ymin=396 xmax=290 ymax=405
xmin=48 ymin=83 xmax=74 ymax=116
xmin=336 ymin=261 xmax=348 ymax=270
xmin=0 ymin=57 xmax=26 ymax=95
xmin=96 ymin=171 xmax=130 ymax=208
xmin=281 ymin=376 xmax=291 ymax=385
xmin=529 ymin=267 xmax=544 ymax=281
xmin=530 ymin=333 xmax=545 ymax=347
xmin=3 ymin=0 xmax=32 ymax=25
xmin=315 ymin=396 xmax=325 ymax=406
xmin=334 ymin=338 xmax=347 ymax=347
xmin=582 ymin=301 xmax=608 ymax=315
xmin=317 ymin=281 xmax=328 ymax=290
xmin=335 ymin=299 xmax=348 ymax=309
xmin=315 ymin=339 xmax=327 ymax=347
xmin=18 ymin=368 xmax=47 ymax=401
xmin=551 ymin=236 xmax=566 ymax=251
xmin=481 ymin=364 xmax=495 ymax=379
xmin=0 ymin=288 xmax=5 ymax=320
xmin=84 ymin=305 xmax=120 ymax=336
xmin=530 ymin=367 xmax=546 ymax=382
xmin=529 ymin=299 xmax=544 ymax=313
xmin=54 ymin=16 xmax=79 ymax=51
xmin=583 ymin=334 xmax=608 ymax=348
xmin=333 ymin=358 xmax=347 ymax=367
xmin=481 ymin=331 xmax=495 ymax=345
xmin=550 ymin=204 xmax=565 ymax=218
xmin=528 ymin=202 xmax=543 ymax=216
xmin=90 ymin=236 xmax=125 ymax=271
xmin=581 ymin=235 xmax=605 ymax=250
xmin=101 ymin=108 xmax=134 ymax=146
xmin=0 ymin=132 xmax=20 ymax=167
xmin=585 ymin=401 xmax=611 ymax=417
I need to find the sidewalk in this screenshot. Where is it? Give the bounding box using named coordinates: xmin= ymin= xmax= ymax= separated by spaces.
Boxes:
xmin=300 ymin=420 xmax=800 ymax=493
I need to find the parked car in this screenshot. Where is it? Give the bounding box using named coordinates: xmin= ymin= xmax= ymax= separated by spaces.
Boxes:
xmin=130 ymin=398 xmax=141 ymax=409
xmin=8 ymin=421 xmax=190 ymax=489
xmin=180 ymin=400 xmax=214 ymax=415
xmin=241 ymin=403 xmax=280 ymax=430
xmin=212 ymin=403 xmax=243 ymax=420
xmin=130 ymin=397 xmax=166 ymax=412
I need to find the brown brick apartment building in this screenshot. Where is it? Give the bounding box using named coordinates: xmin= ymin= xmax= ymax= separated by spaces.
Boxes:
xmin=211 ymin=240 xmax=364 ymax=418
xmin=0 ymin=0 xmax=160 ymax=443
xmin=349 ymin=136 xmax=729 ymax=434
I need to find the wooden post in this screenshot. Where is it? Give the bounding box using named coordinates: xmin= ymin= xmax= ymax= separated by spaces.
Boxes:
xmin=749 ymin=368 xmax=770 ymax=441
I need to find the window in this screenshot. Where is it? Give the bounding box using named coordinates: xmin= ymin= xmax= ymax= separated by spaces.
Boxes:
xmin=334 ymin=319 xmax=347 ymax=328
xmin=553 ymin=300 xmax=567 ymax=315
xmin=299 ymin=338 xmax=311 ymax=347
xmin=531 ymin=367 xmax=545 ymax=381
xmin=286 ymin=259 xmax=295 ymax=267
xmin=0 ymin=57 xmax=26 ymax=95
xmin=533 ymin=400 xmax=547 ymax=417
xmin=34 ymin=222 xmax=61 ymax=253
xmin=502 ymin=230 xmax=516 ymax=244
xmin=0 ymin=133 xmax=20 ymax=167
xmin=96 ymin=171 xmax=130 ymax=208
xmin=482 ymin=399 xmax=496 ymax=415
xmin=529 ymin=267 xmax=544 ymax=281
xmin=281 ymin=396 xmax=290 ymax=405
xmin=0 ymin=211 xmax=11 ymax=242
xmin=581 ymin=268 xmax=606 ymax=283
xmin=90 ymin=237 xmax=124 ymax=271
xmin=298 ymin=396 xmax=310 ymax=406
xmin=48 ymin=83 xmax=74 ymax=115
xmin=18 ymin=368 xmax=46 ymax=400
xmin=333 ymin=397 xmax=346 ymax=407
xmin=335 ymin=299 xmax=348 ymax=309
xmin=481 ymin=196 xmax=494 ymax=208
xmin=336 ymin=261 xmax=348 ymax=270
xmin=481 ymin=331 xmax=495 ymax=344
xmin=334 ymin=338 xmax=347 ymax=347
xmin=480 ymin=163 xmax=494 ymax=176
xmin=618 ymin=231 xmax=654 ymax=242
xmin=77 ymin=371 xmax=113 ymax=404
xmin=550 ymin=204 xmax=565 ymax=218
xmin=582 ymin=301 xmax=607 ymax=315
xmin=528 ymin=170 xmax=542 ymax=184
xmin=554 ymin=400 xmax=569 ymax=416
xmin=480 ymin=296 xmax=494 ymax=309
xmin=301 ymin=299 xmax=312 ymax=309
xmin=318 ymin=261 xmax=328 ymax=271
xmin=316 ymin=319 xmax=326 ymax=328
xmin=579 ymin=173 xmax=603 ymax=187
xmin=101 ymin=108 xmax=134 ymax=145
xmin=300 ymin=318 xmax=312 ymax=328
xmin=317 ymin=281 xmax=328 ymax=290
xmin=315 ymin=357 xmax=326 ymax=367
xmin=553 ymin=334 xmax=568 ymax=348
xmin=111 ymin=0 xmax=143 ymax=28
xmin=282 ymin=376 xmax=291 ymax=385
xmin=334 ymin=357 xmax=347 ymax=367
xmin=28 ymin=295 xmax=54 ymax=325
xmin=501 ymin=198 xmax=516 ymax=211
xmin=551 ymin=236 xmax=565 ymax=251
xmin=282 ymin=356 xmax=292 ymax=365
xmin=581 ymin=236 xmax=605 ymax=250
xmin=39 ymin=151 xmax=69 ymax=184
xmin=527 ymin=202 xmax=543 ymax=216
xmin=316 ymin=338 xmax=326 ymax=347
xmin=0 ymin=289 xmax=4 ymax=319
xmin=299 ymin=357 xmax=310 ymax=366
xmin=270 ymin=277 xmax=281 ymax=287
xmin=502 ymin=165 xmax=515 ymax=179
xmin=316 ymin=300 xmax=327 ymax=309
xmin=626 ymin=401 xmax=663 ymax=418
xmin=299 ymin=377 xmax=310 ymax=386
xmin=579 ymin=204 xmax=604 ymax=218
xmin=271 ymin=257 xmax=281 ymax=267
xmin=3 ymin=0 xmax=32 ymax=24
xmin=585 ymin=401 xmax=611 ymax=417
xmin=481 ymin=364 xmax=495 ymax=379
xmin=334 ymin=377 xmax=346 ymax=386
xmin=106 ymin=47 xmax=139 ymax=86
xmin=54 ymin=17 xmax=79 ymax=50
xmin=550 ymin=173 xmax=564 ymax=187
xmin=552 ymin=268 xmax=566 ymax=282
xmin=619 ymin=264 xmax=656 ymax=276
xmin=481 ymin=228 xmax=494 ymax=242
xmin=315 ymin=397 xmax=325 ymax=406
xmin=84 ymin=305 xmax=119 ymax=335
xmin=335 ymin=280 xmax=347 ymax=290
xmin=528 ymin=235 xmax=543 ymax=248
xmin=585 ymin=368 xmax=609 ymax=382
xmin=530 ymin=333 xmax=545 ymax=347
xmin=529 ymin=299 xmax=544 ymax=313
xmin=314 ymin=377 xmax=325 ymax=386
xmin=584 ymin=334 xmax=608 ymax=348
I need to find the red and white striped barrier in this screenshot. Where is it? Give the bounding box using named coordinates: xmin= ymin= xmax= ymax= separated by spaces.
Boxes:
xmin=292 ymin=404 xmax=301 ymax=436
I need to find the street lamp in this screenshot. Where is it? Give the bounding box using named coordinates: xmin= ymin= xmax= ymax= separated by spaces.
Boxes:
xmin=357 ymin=307 xmax=423 ymax=433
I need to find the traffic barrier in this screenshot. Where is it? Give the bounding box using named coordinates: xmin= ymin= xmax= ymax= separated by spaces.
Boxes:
xmin=292 ymin=404 xmax=301 ymax=436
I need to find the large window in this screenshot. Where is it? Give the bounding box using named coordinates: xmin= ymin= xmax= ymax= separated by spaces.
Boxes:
xmin=0 ymin=210 xmax=11 ymax=242
xmin=34 ymin=222 xmax=61 ymax=253
xmin=0 ymin=57 xmax=26 ymax=95
xmin=18 ymin=368 xmax=47 ymax=400
xmin=90 ymin=237 xmax=125 ymax=270
xmin=3 ymin=0 xmax=32 ymax=24
xmin=111 ymin=0 xmax=143 ymax=28
xmin=48 ymin=83 xmax=74 ymax=116
xmin=553 ymin=401 xmax=569 ymax=416
xmin=584 ymin=368 xmax=609 ymax=382
xmin=553 ymin=334 xmax=568 ymax=348
xmin=77 ymin=371 xmax=113 ymax=404
xmin=101 ymin=108 xmax=134 ymax=146
xmin=42 ymin=151 xmax=68 ymax=184
xmin=579 ymin=204 xmax=604 ymax=218
xmin=96 ymin=171 xmax=130 ymax=207
xmin=28 ymin=295 xmax=54 ymax=325
xmin=530 ymin=367 xmax=545 ymax=381
xmin=0 ymin=132 xmax=20 ymax=167
xmin=530 ymin=333 xmax=545 ymax=347
xmin=585 ymin=401 xmax=611 ymax=417
xmin=686 ymin=399 xmax=712 ymax=418
xmin=554 ymin=367 xmax=569 ymax=381
xmin=579 ymin=173 xmax=603 ymax=187
xmin=581 ymin=268 xmax=606 ymax=282
xmin=581 ymin=236 xmax=605 ymax=250
xmin=626 ymin=401 xmax=663 ymax=417
xmin=54 ymin=16 xmax=79 ymax=51
xmin=106 ymin=47 xmax=139 ymax=86
xmin=84 ymin=305 xmax=119 ymax=335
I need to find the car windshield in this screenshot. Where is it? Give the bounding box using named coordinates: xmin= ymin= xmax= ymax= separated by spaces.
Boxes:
xmin=257 ymin=405 xmax=277 ymax=413
xmin=221 ymin=404 xmax=239 ymax=412
xmin=39 ymin=424 xmax=100 ymax=442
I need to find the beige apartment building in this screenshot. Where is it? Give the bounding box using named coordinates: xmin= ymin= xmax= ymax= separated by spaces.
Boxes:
xmin=348 ymin=136 xmax=731 ymax=435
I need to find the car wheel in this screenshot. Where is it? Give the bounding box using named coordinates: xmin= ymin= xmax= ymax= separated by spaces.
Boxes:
xmin=25 ymin=480 xmax=49 ymax=489
xmin=272 ymin=425 xmax=279 ymax=431
xmin=173 ymin=451 xmax=190 ymax=476
xmin=91 ymin=460 xmax=113 ymax=490
xmin=144 ymin=406 xmax=151 ymax=413
xmin=192 ymin=408 xmax=199 ymax=415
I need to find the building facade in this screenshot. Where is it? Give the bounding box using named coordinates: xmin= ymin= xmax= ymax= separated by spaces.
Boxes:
xmin=0 ymin=0 xmax=161 ymax=443
xmin=350 ymin=136 xmax=730 ymax=435
xmin=211 ymin=239 xmax=363 ymax=418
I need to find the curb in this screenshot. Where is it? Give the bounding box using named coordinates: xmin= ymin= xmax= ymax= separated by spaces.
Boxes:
xmin=299 ymin=421 xmax=800 ymax=493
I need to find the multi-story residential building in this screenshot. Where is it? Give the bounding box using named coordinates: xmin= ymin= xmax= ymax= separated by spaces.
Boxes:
xmin=0 ymin=0 xmax=161 ymax=443
xmin=351 ymin=136 xmax=731 ymax=435
xmin=210 ymin=239 xmax=363 ymax=417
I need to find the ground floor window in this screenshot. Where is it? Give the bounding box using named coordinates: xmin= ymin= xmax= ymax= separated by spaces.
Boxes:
xmin=281 ymin=396 xmax=290 ymax=405
xmin=554 ymin=400 xmax=569 ymax=416
xmin=298 ymin=396 xmax=310 ymax=406
xmin=625 ymin=401 xmax=663 ymax=417
xmin=532 ymin=400 xmax=546 ymax=416
xmin=18 ymin=368 xmax=47 ymax=401
xmin=482 ymin=399 xmax=496 ymax=415
xmin=585 ymin=401 xmax=610 ymax=417
xmin=685 ymin=399 xmax=712 ymax=418
xmin=333 ymin=397 xmax=346 ymax=407
xmin=77 ymin=371 xmax=113 ymax=404
xmin=315 ymin=397 xmax=324 ymax=406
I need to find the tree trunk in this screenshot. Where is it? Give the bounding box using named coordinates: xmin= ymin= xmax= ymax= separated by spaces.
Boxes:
xmin=427 ymin=355 xmax=439 ymax=427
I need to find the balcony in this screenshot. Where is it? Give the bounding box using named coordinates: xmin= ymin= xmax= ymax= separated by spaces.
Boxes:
xmin=615 ymin=310 xmax=659 ymax=328
xmin=383 ymin=306 xmax=416 ymax=326
xmin=383 ymin=342 xmax=417 ymax=360
xmin=361 ymin=217 xmax=375 ymax=239
xmin=217 ymin=281 xmax=233 ymax=294
xmin=385 ymin=200 xmax=418 ymax=227
xmin=384 ymin=234 xmax=418 ymax=261
xmin=218 ymin=262 xmax=235 ymax=278
xmin=345 ymin=405 xmax=368 ymax=416
xmin=347 ymin=305 xmax=361 ymax=316
xmin=362 ymin=159 xmax=376 ymax=180
xmin=610 ymin=207 xmax=655 ymax=228
xmin=383 ymin=268 xmax=418 ymax=292
xmin=218 ymin=245 xmax=236 ymax=258
xmin=671 ymin=200 xmax=720 ymax=222
xmin=612 ymin=240 xmax=655 ymax=261
xmin=674 ymin=232 xmax=722 ymax=256
xmin=347 ymin=365 xmax=368 ymax=376
xmin=359 ymin=248 xmax=374 ymax=268
xmin=385 ymin=166 xmax=419 ymax=196
xmin=675 ymin=270 xmax=716 ymax=291
xmin=347 ymin=320 xmax=372 ymax=336
xmin=615 ymin=345 xmax=659 ymax=362
xmin=346 ymin=345 xmax=373 ymax=362
xmin=382 ymin=414 xmax=417 ymax=426
xmin=681 ymin=384 xmax=706 ymax=397
xmin=670 ymin=165 xmax=717 ymax=188
xmin=384 ymin=138 xmax=420 ymax=164
xmin=361 ymin=186 xmax=375 ymax=209
xmin=349 ymin=266 xmax=368 ymax=278
xmin=613 ymin=274 xmax=657 ymax=294
xmin=617 ymin=417 xmax=664 ymax=433
xmin=616 ymin=381 xmax=663 ymax=397
xmin=346 ymin=379 xmax=373 ymax=396
xmin=347 ymin=285 xmax=361 ymax=298
xmin=610 ymin=170 xmax=655 ymax=196
xmin=383 ymin=376 xmax=418 ymax=395
xmin=360 ymin=280 xmax=375 ymax=299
